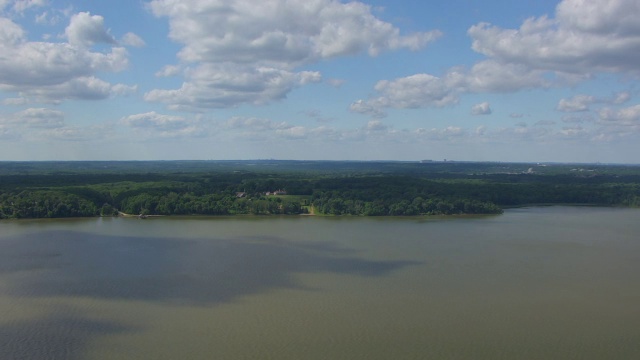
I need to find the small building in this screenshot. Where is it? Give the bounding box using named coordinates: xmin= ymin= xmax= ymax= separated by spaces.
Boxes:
xmin=236 ymin=192 xmax=247 ymax=198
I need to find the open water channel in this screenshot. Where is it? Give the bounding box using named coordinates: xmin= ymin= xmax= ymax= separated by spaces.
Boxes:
xmin=0 ymin=206 xmax=639 ymax=359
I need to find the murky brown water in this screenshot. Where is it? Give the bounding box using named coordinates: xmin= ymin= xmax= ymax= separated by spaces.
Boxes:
xmin=1 ymin=207 xmax=639 ymax=359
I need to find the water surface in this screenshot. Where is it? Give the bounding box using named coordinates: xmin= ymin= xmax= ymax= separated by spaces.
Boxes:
xmin=1 ymin=207 xmax=639 ymax=359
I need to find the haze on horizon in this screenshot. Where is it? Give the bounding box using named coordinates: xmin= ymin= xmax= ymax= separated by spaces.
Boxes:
xmin=0 ymin=0 xmax=639 ymax=164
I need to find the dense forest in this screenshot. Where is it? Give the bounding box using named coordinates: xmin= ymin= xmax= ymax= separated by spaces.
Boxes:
xmin=1 ymin=160 xmax=639 ymax=219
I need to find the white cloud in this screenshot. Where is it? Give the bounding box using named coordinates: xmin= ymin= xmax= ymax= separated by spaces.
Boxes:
xmin=463 ymin=60 xmax=548 ymax=93
xmin=65 ymin=12 xmax=116 ymax=47
xmin=414 ymin=126 xmax=466 ymax=140
xmin=373 ymin=74 xmax=459 ymax=108
xmin=598 ymin=104 xmax=640 ymax=126
xmin=557 ymin=95 xmax=596 ymax=112
xmin=121 ymin=111 xmax=205 ymax=138
xmin=122 ymin=112 xmax=189 ymax=130
xmin=0 ymin=16 xmax=25 ymax=44
xmin=155 ymin=65 xmax=182 ymax=77
xmin=13 ymin=77 xmax=134 ymax=103
xmin=2 ymin=97 xmax=27 ymax=105
xmin=275 ymin=126 xmax=308 ymax=139
xmin=327 ymin=78 xmax=345 ymax=88
xmin=34 ymin=7 xmax=70 ymax=26
xmin=475 ymin=125 xmax=487 ymax=136
xmin=121 ymin=32 xmax=145 ymax=47
xmin=0 ymin=42 xmax=128 ymax=87
xmin=111 ymin=83 xmax=138 ymax=96
xmin=555 ymin=0 xmax=640 ymax=35
xmin=12 ymin=108 xmax=65 ymax=128
xmin=594 ymin=104 xmax=640 ymax=145
xmin=43 ymin=125 xmax=111 ymax=142
xmin=350 ymin=73 xmax=460 ymax=116
xmin=354 ymin=0 xmax=640 ymax=119
xmin=613 ymin=91 xmax=631 ymax=104
xmin=471 ymin=102 xmax=492 ymax=115
xmin=0 ymin=108 xmax=64 ymax=128
xmin=219 ymin=117 xmax=349 ymax=142
xmin=351 ymin=60 xmax=548 ymax=117
xmin=492 ymin=126 xmax=551 ymax=141
xmin=558 ymin=125 xmax=589 ymax=139
xmin=558 ymin=92 xmax=633 ymax=113
xmin=366 ymin=120 xmax=387 ymax=132
xmin=1 ymin=0 xmax=46 ymax=13
xmin=145 ymin=64 xmax=321 ymax=110
xmin=146 ymin=0 xmax=441 ymax=109
xmin=0 ymin=13 xmax=136 ymax=104
xmin=468 ymin=0 xmax=640 ymax=74
xmin=224 ymin=116 xmax=291 ymax=131
xmin=349 ymin=99 xmax=387 ymax=118
xmin=149 ymin=0 xmax=440 ymax=66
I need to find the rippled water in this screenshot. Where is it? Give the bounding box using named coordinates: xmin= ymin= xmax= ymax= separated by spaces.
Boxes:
xmin=1 ymin=207 xmax=639 ymax=359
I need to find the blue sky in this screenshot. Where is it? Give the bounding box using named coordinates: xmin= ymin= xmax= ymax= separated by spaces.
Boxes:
xmin=0 ymin=0 xmax=639 ymax=163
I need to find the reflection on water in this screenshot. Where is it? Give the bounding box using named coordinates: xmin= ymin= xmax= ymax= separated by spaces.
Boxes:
xmin=0 ymin=207 xmax=639 ymax=359
xmin=0 ymin=230 xmax=417 ymax=304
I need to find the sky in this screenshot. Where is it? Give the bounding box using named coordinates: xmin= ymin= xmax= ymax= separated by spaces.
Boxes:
xmin=0 ymin=0 xmax=639 ymax=163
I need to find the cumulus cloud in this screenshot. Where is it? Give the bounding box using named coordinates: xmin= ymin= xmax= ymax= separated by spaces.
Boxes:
xmin=349 ymin=73 xmax=461 ymax=117
xmin=468 ymin=0 xmax=640 ymax=74
xmin=557 ymin=95 xmax=596 ymax=112
xmin=65 ymin=12 xmax=116 ymax=47
xmin=145 ymin=64 xmax=321 ymax=110
xmin=557 ymin=92 xmax=633 ymax=113
xmin=350 ymin=60 xmax=548 ymax=117
xmin=219 ymin=116 xmax=346 ymax=141
xmin=121 ymin=32 xmax=145 ymax=47
xmin=0 ymin=14 xmax=130 ymax=103
xmin=366 ymin=120 xmax=388 ymax=132
xmin=121 ymin=111 xmax=205 ymax=138
xmin=0 ymin=42 xmax=127 ymax=87
xmin=146 ymin=0 xmax=441 ymax=109
xmin=155 ymin=65 xmax=182 ymax=77
xmin=414 ymin=126 xmax=466 ymax=140
xmin=612 ymin=91 xmax=631 ymax=104
xmin=3 ymin=0 xmax=46 ymax=13
xmin=43 ymin=125 xmax=112 ymax=142
xmin=462 ymin=60 xmax=548 ymax=93
xmin=598 ymin=104 xmax=640 ymax=126
xmin=327 ymin=78 xmax=346 ymax=88
xmin=149 ymin=0 xmax=440 ymax=65
xmin=275 ymin=126 xmax=308 ymax=139
xmin=12 ymin=77 xmax=135 ymax=103
xmin=353 ymin=0 xmax=639 ymax=118
xmin=12 ymin=108 xmax=65 ymax=128
xmin=349 ymin=99 xmax=387 ymax=118
xmin=0 ymin=108 xmax=64 ymax=128
xmin=471 ymin=102 xmax=492 ymax=115
xmin=224 ymin=116 xmax=291 ymax=131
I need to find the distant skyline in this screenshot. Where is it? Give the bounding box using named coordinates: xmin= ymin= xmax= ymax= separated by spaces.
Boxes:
xmin=0 ymin=0 xmax=639 ymax=163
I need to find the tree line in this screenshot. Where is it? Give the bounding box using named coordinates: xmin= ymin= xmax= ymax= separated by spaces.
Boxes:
xmin=1 ymin=164 xmax=639 ymax=219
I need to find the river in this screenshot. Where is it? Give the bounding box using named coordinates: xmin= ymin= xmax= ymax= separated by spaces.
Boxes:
xmin=1 ymin=206 xmax=639 ymax=359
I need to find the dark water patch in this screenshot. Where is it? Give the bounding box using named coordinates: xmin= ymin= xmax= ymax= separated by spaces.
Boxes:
xmin=0 ymin=230 xmax=418 ymax=305
xmin=0 ymin=314 xmax=131 ymax=360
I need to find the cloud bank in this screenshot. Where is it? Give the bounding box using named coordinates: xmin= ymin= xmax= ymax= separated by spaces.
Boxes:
xmin=145 ymin=0 xmax=441 ymax=110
